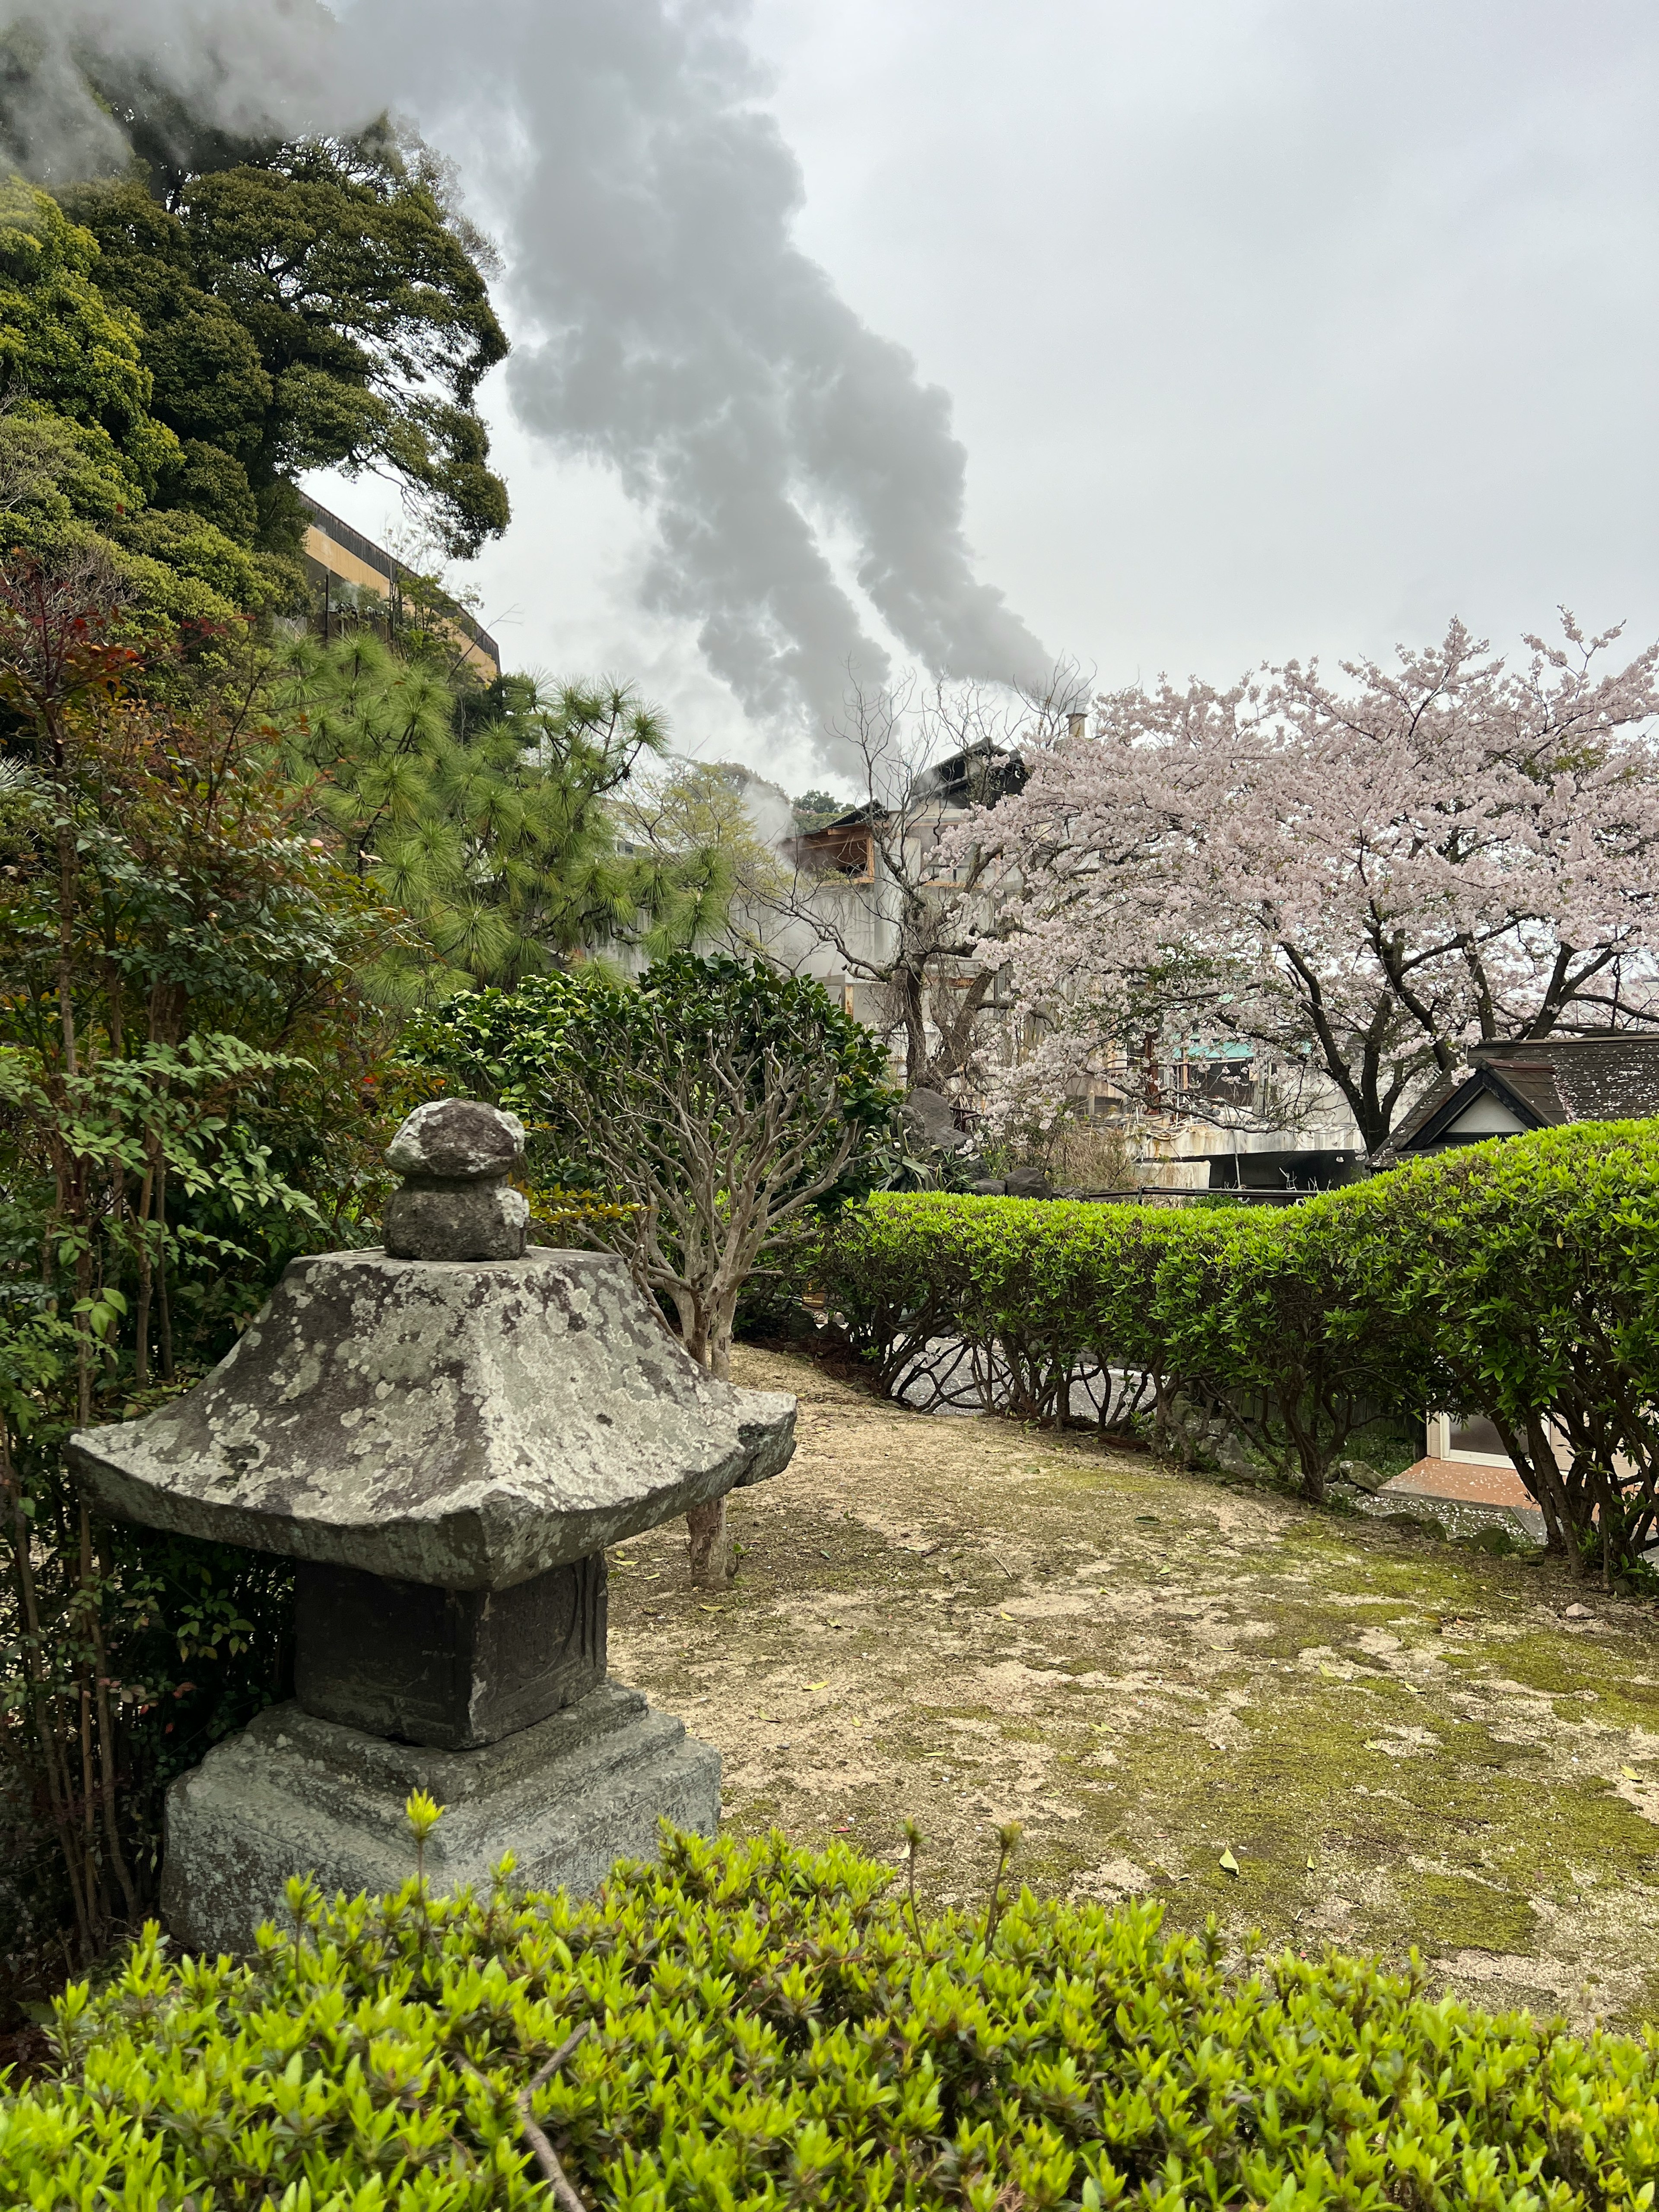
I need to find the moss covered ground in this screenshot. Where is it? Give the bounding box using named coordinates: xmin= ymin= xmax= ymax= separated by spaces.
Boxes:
xmin=606 ymin=1347 xmax=1659 ymax=2030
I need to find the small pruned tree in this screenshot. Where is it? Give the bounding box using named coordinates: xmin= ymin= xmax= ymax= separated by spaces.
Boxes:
xmin=416 ymin=955 xmax=898 ymax=1584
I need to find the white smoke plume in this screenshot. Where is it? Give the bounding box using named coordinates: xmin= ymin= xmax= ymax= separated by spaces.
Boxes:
xmin=0 ymin=0 xmax=356 ymax=176
xmin=0 ymin=0 xmax=1049 ymax=754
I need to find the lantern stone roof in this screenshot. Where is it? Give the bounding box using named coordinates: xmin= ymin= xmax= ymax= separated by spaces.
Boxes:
xmin=68 ymin=1247 xmax=795 ymax=1589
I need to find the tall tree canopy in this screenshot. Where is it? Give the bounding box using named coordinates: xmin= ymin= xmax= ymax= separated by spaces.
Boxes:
xmin=0 ymin=22 xmax=510 ymax=601
xmin=0 ymin=177 xmax=273 ymax=616
xmin=59 ymin=124 xmax=509 ymax=563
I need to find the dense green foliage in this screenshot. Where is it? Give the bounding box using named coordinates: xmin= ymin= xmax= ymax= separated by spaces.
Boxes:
xmin=818 ymin=1125 xmax=1659 ymax=1573
xmin=60 ymin=124 xmax=509 ymax=563
xmin=0 ymin=179 xmax=276 ymax=619
xmin=284 ymin=639 xmax=734 ymax=998
xmin=0 ymin=40 xmax=509 ymax=615
xmin=6 ymin=1824 xmax=1659 ymax=2209
xmin=1337 ymin=1127 xmax=1659 ymax=1574
xmin=0 ymin=575 xmax=412 ymax=1972
xmin=419 ymin=956 xmax=897 ymax=1376
xmin=817 ymin=1192 xmax=1430 ymax=1497
xmin=0 ymin=582 xmax=747 ymax=1981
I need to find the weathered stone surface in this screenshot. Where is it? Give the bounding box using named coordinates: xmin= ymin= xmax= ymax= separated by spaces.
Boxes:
xmin=383 ymin=1181 xmax=529 ymax=1262
xmin=385 ymin=1099 xmax=525 ymax=1182
xmin=161 ymin=1684 xmax=718 ymax=1954
xmin=902 ymin=1087 xmax=982 ymax=1161
xmin=903 ymin=1087 xmax=960 ymax=1146
xmin=293 ymin=1554 xmax=607 ymax=1748
xmin=1004 ymin=1166 xmax=1052 ymax=1200
xmin=1335 ymin=1458 xmax=1389 ymax=1495
xmin=68 ymin=1248 xmax=796 ymax=1586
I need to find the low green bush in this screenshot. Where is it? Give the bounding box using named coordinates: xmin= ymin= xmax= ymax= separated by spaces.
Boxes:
xmin=817 ymin=1193 xmax=1225 ymax=1426
xmin=6 ymin=1826 xmax=1659 ymax=2211
xmin=817 ymin=1192 xmax=1431 ymax=1499
xmin=1352 ymin=1123 xmax=1659 ymax=1570
xmin=817 ymin=1124 xmax=1659 ymax=1567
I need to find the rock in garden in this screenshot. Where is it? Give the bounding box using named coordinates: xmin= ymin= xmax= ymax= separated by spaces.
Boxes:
xmin=903 ymin=1085 xmax=982 ymax=1158
xmin=1335 ymin=1459 xmax=1389 ymax=1494
xmin=384 ymin=1096 xmax=528 ymax=1180
xmin=1004 ymin=1166 xmax=1053 ymax=1200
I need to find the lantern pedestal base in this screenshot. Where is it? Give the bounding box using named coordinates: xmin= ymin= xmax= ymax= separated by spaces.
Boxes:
xmin=159 ymin=1683 xmax=719 ymax=1955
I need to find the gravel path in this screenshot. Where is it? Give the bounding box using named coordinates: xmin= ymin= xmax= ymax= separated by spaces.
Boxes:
xmin=606 ymin=1346 xmax=1659 ymax=2028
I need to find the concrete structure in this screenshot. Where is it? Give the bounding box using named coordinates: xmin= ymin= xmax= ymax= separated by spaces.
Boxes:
xmin=760 ymin=742 xmax=1016 ymax=1041
xmin=69 ymin=1100 xmax=795 ymax=1951
xmin=302 ymin=493 xmax=501 ymax=681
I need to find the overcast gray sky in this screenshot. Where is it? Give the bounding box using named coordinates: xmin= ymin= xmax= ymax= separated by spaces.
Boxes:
xmin=306 ymin=0 xmax=1659 ymax=791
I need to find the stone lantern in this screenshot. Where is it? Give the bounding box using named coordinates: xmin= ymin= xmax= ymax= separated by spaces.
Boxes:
xmin=69 ymin=1100 xmax=795 ymax=1953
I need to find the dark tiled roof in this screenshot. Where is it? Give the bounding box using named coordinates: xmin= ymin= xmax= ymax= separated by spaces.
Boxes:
xmin=797 ymin=742 xmax=1026 ymax=836
xmin=1479 ymin=1036 xmax=1659 ymax=1124
xmin=1385 ymin=1035 xmax=1659 ymax=1159
xmin=1385 ymin=1069 xmax=1463 ymax=1154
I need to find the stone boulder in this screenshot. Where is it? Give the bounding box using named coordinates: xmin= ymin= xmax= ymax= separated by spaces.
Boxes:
xmin=1333 ymin=1458 xmax=1389 ymax=1495
xmin=1004 ymin=1166 xmax=1052 ymax=1200
xmin=385 ymin=1098 xmax=527 ymax=1180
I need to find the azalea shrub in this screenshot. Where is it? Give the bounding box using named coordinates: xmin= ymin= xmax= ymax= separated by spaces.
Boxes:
xmin=6 ymin=1824 xmax=1659 ymax=2212
xmin=1345 ymin=1124 xmax=1659 ymax=1573
xmin=817 ymin=1123 xmax=1659 ymax=1573
xmin=816 ymin=1191 xmax=1430 ymax=1500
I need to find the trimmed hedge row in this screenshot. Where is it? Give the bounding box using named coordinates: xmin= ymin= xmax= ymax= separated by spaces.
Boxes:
xmin=7 ymin=1826 xmax=1659 ymax=2210
xmin=815 ymin=1122 xmax=1659 ymax=1573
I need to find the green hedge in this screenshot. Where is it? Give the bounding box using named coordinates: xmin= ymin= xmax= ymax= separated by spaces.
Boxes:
xmin=7 ymin=1827 xmax=1659 ymax=2209
xmin=816 ymin=1124 xmax=1659 ymax=1570
xmin=815 ymin=1190 xmax=1434 ymax=1500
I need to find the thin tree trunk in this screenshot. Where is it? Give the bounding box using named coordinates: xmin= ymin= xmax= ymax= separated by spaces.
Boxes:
xmin=156 ymin=1162 xmax=174 ymax=1382
xmin=3 ymin=1429 xmax=95 ymax=1957
xmin=77 ymin=1664 xmax=100 ymax=1947
xmin=684 ymin=1295 xmax=737 ymax=1586
xmin=686 ymin=1497 xmax=731 ymax=1589
xmin=73 ymin=1233 xmax=93 ymax=1427
xmin=85 ymin=1508 xmax=138 ymax=1923
xmin=132 ymin=1157 xmax=155 ymax=1389
xmin=55 ymin=821 xmax=79 ymax=1079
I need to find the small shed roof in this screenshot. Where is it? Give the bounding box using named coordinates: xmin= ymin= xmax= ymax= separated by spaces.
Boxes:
xmin=1384 ymin=1035 xmax=1659 ymax=1160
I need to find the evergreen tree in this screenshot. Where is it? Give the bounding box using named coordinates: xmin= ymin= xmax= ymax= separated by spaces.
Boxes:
xmin=283 ymin=636 xmax=734 ymax=998
xmin=59 ymin=123 xmax=509 ymax=567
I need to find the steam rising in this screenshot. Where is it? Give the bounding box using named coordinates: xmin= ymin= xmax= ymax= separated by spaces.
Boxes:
xmin=0 ymin=0 xmax=352 ymax=177
xmin=0 ymin=0 xmax=1048 ymax=751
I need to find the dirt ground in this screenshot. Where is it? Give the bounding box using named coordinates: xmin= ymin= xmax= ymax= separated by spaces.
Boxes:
xmin=607 ymin=1347 xmax=1659 ymax=2031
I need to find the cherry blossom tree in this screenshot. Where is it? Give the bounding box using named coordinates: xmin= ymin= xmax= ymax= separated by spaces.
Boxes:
xmin=761 ymin=674 xmax=1084 ymax=1091
xmin=962 ymin=617 xmax=1659 ymax=1156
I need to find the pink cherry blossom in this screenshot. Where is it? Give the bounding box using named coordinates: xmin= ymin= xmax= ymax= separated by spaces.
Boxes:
xmin=957 ymin=617 xmax=1659 ymax=1154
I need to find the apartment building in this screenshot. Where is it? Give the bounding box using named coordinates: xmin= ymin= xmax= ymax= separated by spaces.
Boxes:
xmin=300 ymin=493 xmax=501 ymax=682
